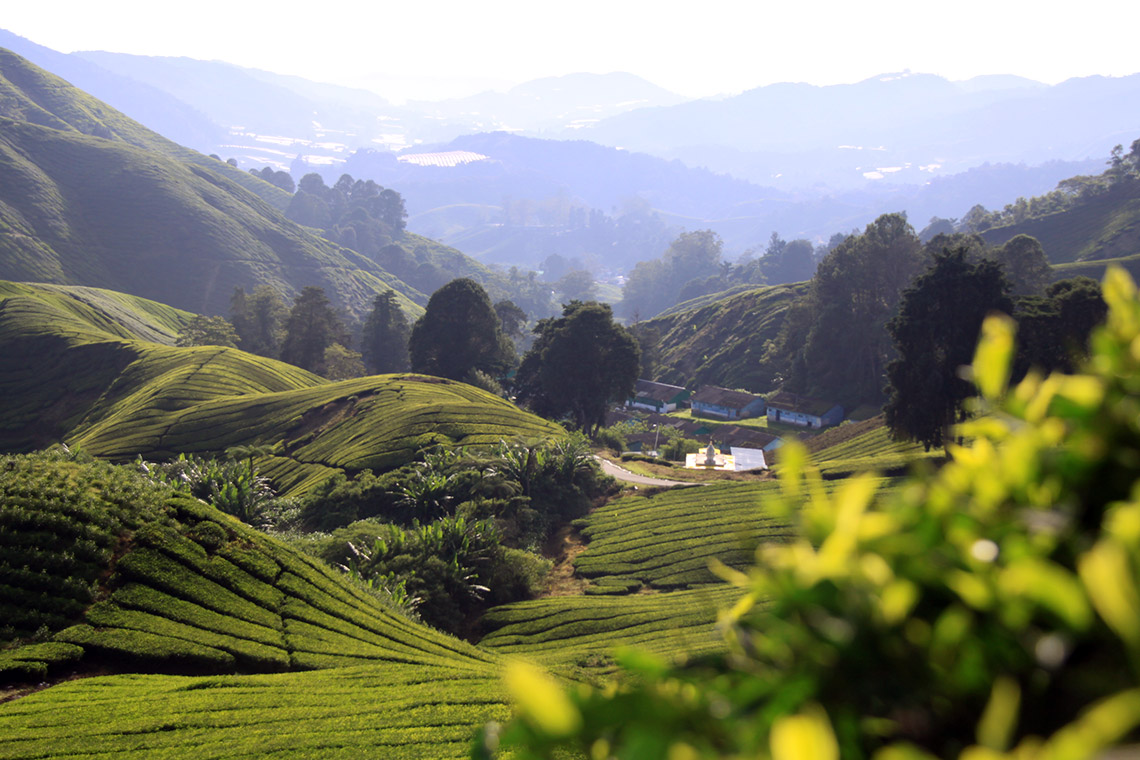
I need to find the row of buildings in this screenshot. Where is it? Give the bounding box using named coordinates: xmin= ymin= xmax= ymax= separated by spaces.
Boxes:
xmin=626 ymin=380 xmax=844 ymax=429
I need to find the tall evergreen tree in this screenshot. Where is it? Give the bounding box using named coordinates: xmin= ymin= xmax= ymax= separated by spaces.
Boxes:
xmin=884 ymin=248 xmax=1012 ymax=451
xmin=361 ymin=290 xmax=411 ymax=374
xmin=230 ymin=285 xmax=287 ymax=358
xmin=280 ymin=286 xmax=343 ymax=373
xmin=408 ymin=278 xmax=514 ymax=382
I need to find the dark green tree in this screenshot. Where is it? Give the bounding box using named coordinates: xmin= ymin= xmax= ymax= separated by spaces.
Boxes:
xmin=802 ymin=213 xmax=924 ymax=408
xmin=884 ymin=248 xmax=1012 ymax=450
xmin=230 ymin=285 xmax=288 ymax=358
xmin=757 ymin=237 xmax=817 ymax=285
xmin=494 ymin=299 xmax=530 ymax=355
xmin=515 ymin=301 xmax=640 ymax=433
xmin=1014 ymin=277 xmax=1106 ymax=378
xmin=360 ymin=290 xmax=411 ymax=374
xmin=408 ymin=278 xmax=514 ymax=382
xmin=555 ymin=270 xmax=596 ymax=303
xmin=280 ymin=286 xmax=343 ymax=373
xmin=994 ymin=234 xmax=1052 ymax=296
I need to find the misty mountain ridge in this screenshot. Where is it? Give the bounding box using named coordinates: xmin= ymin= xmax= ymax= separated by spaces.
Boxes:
xmin=584 ymin=70 xmax=1140 ymax=188
xmin=1 ymin=29 xmax=1134 ymax=272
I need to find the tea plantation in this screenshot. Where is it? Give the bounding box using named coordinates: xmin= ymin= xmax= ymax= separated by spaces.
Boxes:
xmin=0 ymin=281 xmax=562 ymax=492
xmin=0 ymin=452 xmax=507 ymax=759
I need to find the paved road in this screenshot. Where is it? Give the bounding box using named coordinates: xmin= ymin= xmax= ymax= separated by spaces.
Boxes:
xmin=594 ymin=456 xmax=697 ymax=488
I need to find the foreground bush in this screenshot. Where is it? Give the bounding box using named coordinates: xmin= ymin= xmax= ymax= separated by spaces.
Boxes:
xmin=482 ymin=267 xmax=1140 ymax=759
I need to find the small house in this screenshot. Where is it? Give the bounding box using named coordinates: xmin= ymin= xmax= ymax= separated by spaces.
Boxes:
xmin=627 ymin=379 xmax=691 ymax=414
xmin=690 ymin=386 xmax=766 ymax=420
xmin=766 ymin=391 xmax=843 ymax=429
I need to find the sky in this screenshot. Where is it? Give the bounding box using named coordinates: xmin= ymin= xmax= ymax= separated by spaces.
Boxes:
xmin=4 ymin=1 xmax=1140 ymax=102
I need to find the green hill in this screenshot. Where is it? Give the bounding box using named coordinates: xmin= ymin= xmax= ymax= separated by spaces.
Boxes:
xmin=982 ymin=184 xmax=1140 ymax=266
xmin=641 ymin=282 xmax=809 ymax=391
xmin=0 ymin=281 xmax=562 ymax=493
xmin=0 ymin=451 xmax=507 ymax=758
xmin=0 ymin=49 xmax=423 ymax=319
xmin=0 ymin=47 xmax=287 ymax=210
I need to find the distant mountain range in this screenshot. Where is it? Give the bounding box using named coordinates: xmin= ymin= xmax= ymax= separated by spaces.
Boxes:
xmin=1 ymin=28 xmax=1133 ymax=271
xmin=580 ymin=71 xmax=1140 ymax=189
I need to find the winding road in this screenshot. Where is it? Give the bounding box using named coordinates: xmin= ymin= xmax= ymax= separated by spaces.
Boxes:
xmin=594 ymin=456 xmax=698 ymax=488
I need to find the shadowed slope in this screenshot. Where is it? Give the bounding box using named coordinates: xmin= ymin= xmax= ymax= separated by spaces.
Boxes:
xmin=643 ymin=282 xmax=808 ymax=390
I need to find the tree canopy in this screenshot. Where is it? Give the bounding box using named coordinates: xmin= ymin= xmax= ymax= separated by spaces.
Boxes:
xmin=360 ymin=289 xmax=411 ymax=374
xmin=175 ymin=315 xmax=238 ymax=348
xmin=884 ymin=248 xmax=1013 ymax=450
xmin=280 ymin=286 xmax=345 ymax=374
xmin=801 ymin=213 xmax=924 ymax=408
xmin=408 ymin=278 xmax=514 ymax=382
xmin=515 ymin=300 xmax=640 ymax=433
xmin=230 ymin=285 xmax=288 ymax=359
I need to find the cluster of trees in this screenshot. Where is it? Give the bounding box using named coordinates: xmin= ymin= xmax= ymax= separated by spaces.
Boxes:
xmin=501 ymin=195 xmax=677 ymax=275
xmin=401 ymin=278 xmax=640 ymax=433
xmin=175 ymin=275 xmax=532 ymax=392
xmin=960 ymin=138 xmax=1140 ymax=232
xmin=620 ymin=229 xmax=829 ymax=321
xmin=286 ymin=173 xmax=407 ymax=252
xmin=885 ymin=249 xmax=1105 ymax=450
xmin=174 ymin=284 xmax=370 ymax=380
xmin=749 ymin=214 xmax=1088 ymax=416
xmin=248 ymin=166 xmax=295 ymax=193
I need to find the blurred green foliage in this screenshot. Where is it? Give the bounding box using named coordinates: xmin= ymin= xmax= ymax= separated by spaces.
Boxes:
xmin=484 ymin=266 xmax=1140 ymax=759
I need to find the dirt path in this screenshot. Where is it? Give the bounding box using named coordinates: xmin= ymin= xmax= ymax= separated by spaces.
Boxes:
xmin=542 ymin=524 xmax=589 ymax=597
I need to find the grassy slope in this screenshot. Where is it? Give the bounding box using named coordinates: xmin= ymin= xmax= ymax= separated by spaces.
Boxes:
xmin=0 ymin=50 xmax=423 ymax=319
xmin=981 ymin=184 xmax=1140 ymax=266
xmin=0 ymin=281 xmax=562 ymax=493
xmin=0 ymin=453 xmax=505 ymax=759
xmin=797 ymin=414 xmax=943 ymax=478
xmin=642 ymin=282 xmax=808 ymax=391
xmin=0 ymin=47 xmax=289 ymax=211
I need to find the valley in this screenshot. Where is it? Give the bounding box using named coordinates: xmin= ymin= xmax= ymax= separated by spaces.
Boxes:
xmin=1 ymin=24 xmax=1140 ymax=760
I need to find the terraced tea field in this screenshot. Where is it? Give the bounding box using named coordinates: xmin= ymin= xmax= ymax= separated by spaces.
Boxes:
xmin=0 ymin=453 xmax=507 ymax=759
xmin=799 ymin=416 xmax=942 ymax=477
xmin=0 ymin=454 xmax=498 ymax=683
xmin=0 ymin=664 xmax=506 ymax=760
xmin=573 ymin=482 xmax=792 ymax=590
xmin=0 ymin=281 xmax=562 ymax=492
xmin=479 ymin=585 xmax=740 ymax=668
xmin=478 ymin=481 xmax=793 ymax=670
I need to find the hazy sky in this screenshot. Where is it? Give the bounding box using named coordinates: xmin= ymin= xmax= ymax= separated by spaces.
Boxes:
xmin=5 ymin=1 xmax=1139 ymax=102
